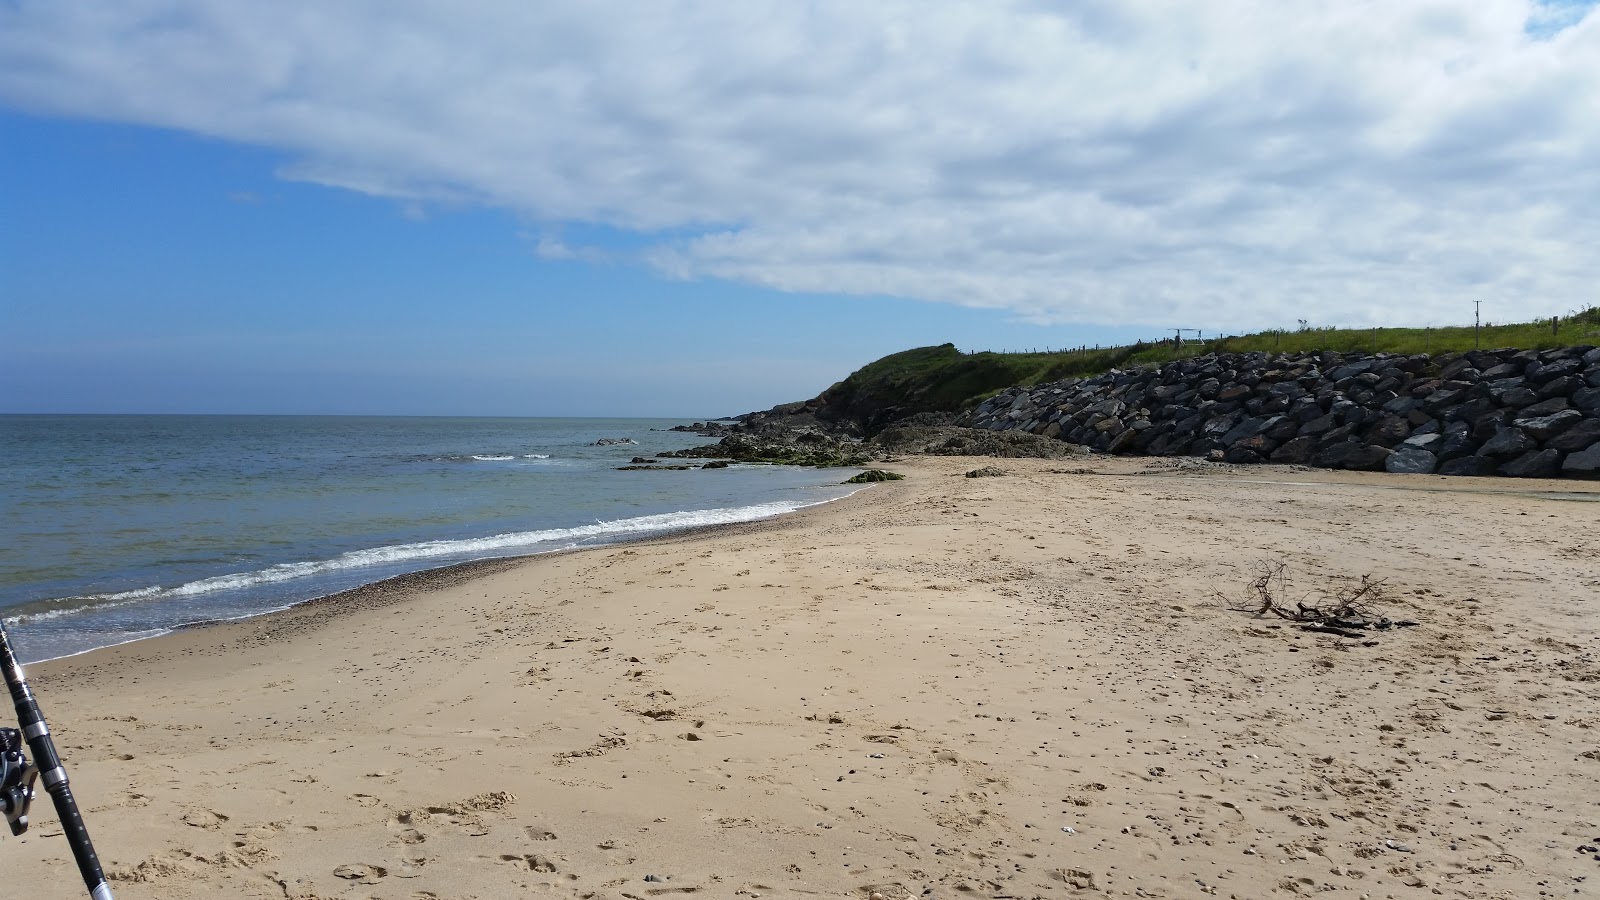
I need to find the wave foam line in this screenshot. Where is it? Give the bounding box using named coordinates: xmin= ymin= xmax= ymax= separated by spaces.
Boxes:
xmin=5 ymin=500 xmax=816 ymax=625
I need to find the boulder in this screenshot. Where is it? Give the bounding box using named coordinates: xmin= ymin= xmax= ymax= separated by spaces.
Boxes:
xmin=1363 ymin=415 xmax=1412 ymax=447
xmin=1496 ymin=386 xmax=1539 ymax=409
xmin=1479 ymin=362 xmax=1523 ymax=380
xmin=1512 ymin=409 xmax=1583 ymax=442
xmin=1574 ymin=387 xmax=1600 ymax=413
xmin=1538 ymin=375 xmax=1583 ymax=399
xmin=1269 ymin=436 xmax=1316 ymax=464
xmin=1498 ymin=449 xmax=1562 ymax=479
xmin=1519 ymin=396 xmax=1570 ymax=417
xmin=1298 ymin=413 xmax=1338 ymax=436
xmin=1477 ymin=426 xmax=1535 ymax=460
xmin=1385 ymin=447 xmax=1438 ymax=474
xmin=1438 ymin=455 xmax=1500 ymax=477
xmin=1312 ymin=441 xmax=1390 ymax=471
xmin=1563 ymin=442 xmax=1600 ymax=478
xmin=1547 ymin=417 xmax=1600 ymax=452
xmin=1437 ymin=424 xmax=1477 ymax=462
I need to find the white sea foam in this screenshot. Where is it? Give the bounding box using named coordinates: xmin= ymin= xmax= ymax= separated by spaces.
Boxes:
xmin=471 ymin=454 xmax=515 ymax=461
xmin=524 ymin=454 xmax=551 ymax=459
xmin=3 ymin=585 xmax=166 ymax=626
xmin=17 ymin=500 xmax=820 ymax=620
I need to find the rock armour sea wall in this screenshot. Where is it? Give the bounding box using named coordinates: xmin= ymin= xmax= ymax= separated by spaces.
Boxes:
xmin=963 ymin=346 xmax=1600 ymax=478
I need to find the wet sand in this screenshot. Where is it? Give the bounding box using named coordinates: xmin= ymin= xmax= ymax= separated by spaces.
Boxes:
xmin=3 ymin=456 xmax=1598 ymax=899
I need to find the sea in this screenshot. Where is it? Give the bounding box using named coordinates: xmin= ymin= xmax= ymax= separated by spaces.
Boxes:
xmin=0 ymin=415 xmax=861 ymax=663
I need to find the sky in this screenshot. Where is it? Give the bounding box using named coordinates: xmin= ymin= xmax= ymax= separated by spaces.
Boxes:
xmin=3 ymin=1 xmax=1599 ymax=416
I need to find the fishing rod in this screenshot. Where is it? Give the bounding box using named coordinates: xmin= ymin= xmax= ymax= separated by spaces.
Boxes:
xmin=0 ymin=621 xmax=114 ymax=900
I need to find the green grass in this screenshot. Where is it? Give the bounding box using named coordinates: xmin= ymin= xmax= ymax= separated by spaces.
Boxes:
xmin=809 ymin=307 xmax=1600 ymax=432
xmin=1118 ymin=306 xmax=1600 ymax=368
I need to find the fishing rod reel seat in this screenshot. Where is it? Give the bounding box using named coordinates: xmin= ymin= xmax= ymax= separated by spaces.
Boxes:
xmin=1 ymin=726 xmax=39 ymax=836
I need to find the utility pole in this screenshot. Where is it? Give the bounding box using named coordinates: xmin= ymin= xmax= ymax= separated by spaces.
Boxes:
xmin=1474 ymin=301 xmax=1481 ymax=349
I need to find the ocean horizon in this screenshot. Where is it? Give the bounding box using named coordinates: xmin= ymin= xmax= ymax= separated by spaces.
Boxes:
xmin=0 ymin=414 xmax=860 ymax=662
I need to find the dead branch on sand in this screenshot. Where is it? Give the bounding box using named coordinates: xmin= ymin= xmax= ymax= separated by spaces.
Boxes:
xmin=1223 ymin=560 xmax=1418 ymax=640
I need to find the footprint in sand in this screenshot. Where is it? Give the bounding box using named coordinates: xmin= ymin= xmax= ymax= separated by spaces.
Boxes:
xmin=524 ymin=825 xmax=558 ymax=841
xmin=349 ymin=793 xmax=382 ymax=807
xmin=180 ymin=808 xmax=228 ymax=829
xmin=499 ymin=853 xmax=558 ymax=872
xmin=332 ymin=863 xmax=387 ymax=885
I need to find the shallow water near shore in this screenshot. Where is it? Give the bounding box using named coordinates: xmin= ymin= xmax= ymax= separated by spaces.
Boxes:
xmin=1 ymin=414 xmax=857 ymax=662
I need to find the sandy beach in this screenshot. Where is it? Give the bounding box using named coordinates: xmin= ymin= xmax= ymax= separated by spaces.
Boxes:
xmin=4 ymin=456 xmax=1598 ymax=900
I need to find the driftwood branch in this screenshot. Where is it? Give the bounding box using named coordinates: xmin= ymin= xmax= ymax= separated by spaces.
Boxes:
xmin=1224 ymin=561 xmax=1417 ymax=639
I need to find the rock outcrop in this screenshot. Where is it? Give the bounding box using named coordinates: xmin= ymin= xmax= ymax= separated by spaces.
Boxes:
xmin=963 ymin=346 xmax=1600 ymax=479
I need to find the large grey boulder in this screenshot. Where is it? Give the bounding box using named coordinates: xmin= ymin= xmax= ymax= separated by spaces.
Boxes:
xmin=1477 ymin=426 xmax=1535 ymax=460
xmin=1499 ymin=449 xmax=1562 ymax=479
xmin=1512 ymin=409 xmax=1584 ymax=442
xmin=1496 ymin=386 xmax=1539 ymax=408
xmin=1400 ymin=432 xmax=1445 ymax=452
xmin=1563 ymin=442 xmax=1600 ymax=478
xmin=1548 ymin=417 xmax=1600 ymax=452
xmin=1385 ymin=447 xmax=1439 ymax=474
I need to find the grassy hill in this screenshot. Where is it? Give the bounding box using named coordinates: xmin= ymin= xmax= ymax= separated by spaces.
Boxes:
xmin=807 ymin=306 xmax=1600 ymax=433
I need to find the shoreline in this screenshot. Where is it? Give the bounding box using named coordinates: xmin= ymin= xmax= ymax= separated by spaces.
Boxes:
xmin=14 ymin=487 xmax=861 ymax=666
xmin=5 ymin=456 xmax=1597 ymax=899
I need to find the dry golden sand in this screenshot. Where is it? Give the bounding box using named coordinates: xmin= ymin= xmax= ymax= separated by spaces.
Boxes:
xmin=4 ymin=456 xmax=1600 ymax=900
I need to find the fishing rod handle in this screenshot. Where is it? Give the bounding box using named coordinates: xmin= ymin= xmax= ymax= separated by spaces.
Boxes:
xmin=0 ymin=628 xmax=114 ymax=900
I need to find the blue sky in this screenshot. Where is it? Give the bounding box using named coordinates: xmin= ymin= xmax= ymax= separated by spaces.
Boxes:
xmin=3 ymin=1 xmax=1598 ymax=416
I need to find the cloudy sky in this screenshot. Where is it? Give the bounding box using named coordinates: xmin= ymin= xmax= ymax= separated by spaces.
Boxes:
xmin=3 ymin=0 xmax=1597 ymax=415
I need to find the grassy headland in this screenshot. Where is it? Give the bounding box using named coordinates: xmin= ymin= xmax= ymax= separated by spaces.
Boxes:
xmin=816 ymin=306 xmax=1600 ymax=431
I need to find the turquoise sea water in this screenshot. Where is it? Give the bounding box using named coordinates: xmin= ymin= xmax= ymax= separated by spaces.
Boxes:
xmin=1 ymin=415 xmax=858 ymax=662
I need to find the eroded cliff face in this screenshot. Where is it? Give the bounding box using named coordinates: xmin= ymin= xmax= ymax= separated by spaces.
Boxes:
xmin=965 ymin=346 xmax=1600 ymax=478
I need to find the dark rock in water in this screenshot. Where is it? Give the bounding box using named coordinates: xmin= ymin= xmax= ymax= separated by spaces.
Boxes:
xmin=594 ymin=438 xmax=638 ymax=446
xmin=701 ymin=460 xmax=731 ymax=469
xmin=631 ymin=457 xmax=658 ymax=464
xmin=617 ymin=464 xmax=692 ymax=471
xmin=1498 ymin=449 xmax=1562 ymax=479
xmin=1438 ymin=455 xmax=1500 ymax=477
xmin=1547 ymin=417 xmax=1600 ymax=452
xmin=1562 ymin=442 xmax=1600 ymax=478
xmin=1512 ymin=409 xmax=1582 ymax=442
xmin=1477 ymin=426 xmax=1535 ymax=460
xmin=1385 ymin=446 xmax=1438 ymax=474
xmin=845 ymin=469 xmax=905 ymax=483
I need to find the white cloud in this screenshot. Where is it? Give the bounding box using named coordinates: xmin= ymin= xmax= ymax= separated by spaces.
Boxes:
xmin=2 ymin=0 xmax=1598 ymax=329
